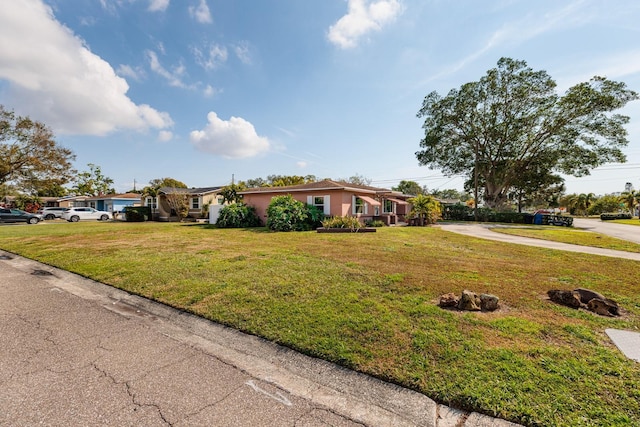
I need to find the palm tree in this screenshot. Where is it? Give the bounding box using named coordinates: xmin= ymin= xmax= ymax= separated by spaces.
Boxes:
xmin=408 ymin=194 xmax=442 ymax=226
xmin=620 ymin=191 xmax=638 ymax=215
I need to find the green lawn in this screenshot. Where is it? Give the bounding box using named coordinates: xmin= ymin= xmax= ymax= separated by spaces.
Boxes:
xmin=1 ymin=221 xmax=639 ymax=426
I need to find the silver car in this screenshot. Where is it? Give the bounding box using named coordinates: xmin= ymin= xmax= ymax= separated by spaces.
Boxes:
xmin=62 ymin=207 xmax=111 ymax=222
xmin=37 ymin=207 xmax=69 ymax=220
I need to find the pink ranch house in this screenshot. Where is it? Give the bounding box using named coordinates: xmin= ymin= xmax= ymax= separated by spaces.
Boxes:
xmin=239 ymin=179 xmax=411 ymax=226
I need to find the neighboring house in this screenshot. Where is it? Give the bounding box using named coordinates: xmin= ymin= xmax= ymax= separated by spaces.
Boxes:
xmin=85 ymin=193 xmax=142 ymax=216
xmin=0 ymin=195 xmax=60 ymax=208
xmin=57 ymin=195 xmax=90 ymax=208
xmin=156 ymin=187 xmax=225 ymax=221
xmin=239 ymin=179 xmax=411 ymax=225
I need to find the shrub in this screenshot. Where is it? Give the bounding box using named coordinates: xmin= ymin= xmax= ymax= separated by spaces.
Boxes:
xmin=407 ymin=194 xmax=442 ymax=225
xmin=442 ymin=203 xmax=474 ymax=221
xmin=600 ymin=212 xmax=632 ymax=220
xmin=365 ymin=219 xmax=385 ymax=227
xmin=322 ymin=216 xmax=363 ymax=229
xmin=123 ymin=206 xmax=149 ymax=222
xmin=587 ymin=195 xmax=623 ymax=216
xmin=216 ymin=203 xmax=262 ymax=228
xmin=305 ymin=204 xmax=325 ymax=230
xmin=13 ymin=195 xmax=41 ymax=213
xmin=266 ymin=195 xmax=312 ymax=231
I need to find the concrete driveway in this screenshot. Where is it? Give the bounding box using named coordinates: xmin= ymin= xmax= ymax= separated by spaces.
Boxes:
xmin=438 ymin=220 xmax=640 ymax=261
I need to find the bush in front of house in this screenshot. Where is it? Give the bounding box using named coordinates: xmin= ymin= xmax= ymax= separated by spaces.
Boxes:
xmin=123 ymin=206 xmax=147 ymax=222
xmin=365 ymin=219 xmax=385 ymax=227
xmin=322 ymin=216 xmax=363 ymax=229
xmin=266 ymin=195 xmax=315 ymax=231
xmin=216 ymin=203 xmax=262 ymax=228
xmin=305 ymin=204 xmax=325 ymax=230
xmin=407 ymin=194 xmax=442 ymax=225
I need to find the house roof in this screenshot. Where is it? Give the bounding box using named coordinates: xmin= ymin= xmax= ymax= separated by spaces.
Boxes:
xmin=56 ymin=195 xmax=89 ymax=202
xmin=85 ymin=193 xmax=142 ymax=201
xmin=239 ymin=179 xmax=398 ymax=196
xmin=158 ymin=186 xmax=223 ymax=196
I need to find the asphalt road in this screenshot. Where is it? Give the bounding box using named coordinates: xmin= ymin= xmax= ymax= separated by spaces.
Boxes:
xmin=572 ymin=217 xmax=640 ymax=244
xmin=0 ymin=249 xmax=520 ymax=427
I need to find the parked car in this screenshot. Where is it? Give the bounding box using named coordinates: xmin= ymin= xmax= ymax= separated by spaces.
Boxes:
xmin=0 ymin=208 xmax=41 ymax=224
xmin=62 ymin=207 xmax=111 ymax=222
xmin=37 ymin=207 xmax=69 ymax=220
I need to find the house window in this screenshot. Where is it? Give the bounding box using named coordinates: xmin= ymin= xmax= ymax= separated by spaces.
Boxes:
xmin=313 ymin=196 xmax=324 ymax=212
xmin=191 ymin=197 xmax=200 ymax=209
xmin=307 ymin=195 xmax=330 ymax=215
xmin=145 ymin=197 xmax=157 ymax=209
xmin=383 ymin=199 xmax=394 ymax=213
xmin=354 ymin=197 xmax=365 ymax=214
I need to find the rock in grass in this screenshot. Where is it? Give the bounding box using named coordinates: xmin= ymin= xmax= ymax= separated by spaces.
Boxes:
xmin=574 ymin=288 xmax=607 ymax=305
xmin=480 ymin=293 xmax=499 ymax=311
xmin=547 ymin=289 xmax=581 ymax=309
xmin=587 ymin=298 xmax=620 ymax=316
xmin=574 ymin=288 xmax=620 ymax=316
xmin=458 ymin=290 xmax=481 ymax=311
xmin=439 ymin=293 xmax=459 ymax=308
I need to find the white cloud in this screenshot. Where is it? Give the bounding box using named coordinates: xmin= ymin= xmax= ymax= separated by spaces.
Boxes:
xmin=234 ymin=41 xmax=252 ymax=65
xmin=327 ymin=0 xmax=402 ymax=49
xmin=189 ymin=0 xmax=212 ymax=24
xmin=297 ymin=161 xmax=308 ymax=168
xmin=158 ymin=130 xmax=173 ymax=142
xmin=148 ymin=0 xmax=170 ymax=12
xmin=190 ymin=112 xmax=270 ymax=159
xmin=423 ymin=0 xmax=597 ymax=85
xmin=0 ymin=0 xmax=173 ymax=136
xmin=192 ymin=43 xmax=228 ymax=70
xmin=117 ymin=64 xmax=144 ymax=81
xmin=146 ymin=50 xmax=191 ymax=88
xmin=555 ymin=49 xmax=640 ymax=92
xmin=203 ymin=84 xmax=220 ymax=97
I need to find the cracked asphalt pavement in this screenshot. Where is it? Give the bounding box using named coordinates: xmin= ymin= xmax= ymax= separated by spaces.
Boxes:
xmin=0 ymin=250 xmax=521 ymax=427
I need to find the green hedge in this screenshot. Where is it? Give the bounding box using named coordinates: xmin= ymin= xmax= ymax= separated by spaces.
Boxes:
xmin=441 ymin=204 xmax=573 ymax=226
xmin=216 ymin=203 xmax=262 ymax=228
xmin=442 ymin=204 xmax=532 ymax=223
xmin=600 ymin=212 xmax=632 ymax=220
xmin=123 ymin=206 xmax=150 ymax=222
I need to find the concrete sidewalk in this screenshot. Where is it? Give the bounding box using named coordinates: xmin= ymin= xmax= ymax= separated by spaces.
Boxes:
xmin=0 ymin=250 xmax=521 ymax=427
xmin=437 ymin=222 xmax=640 ymax=261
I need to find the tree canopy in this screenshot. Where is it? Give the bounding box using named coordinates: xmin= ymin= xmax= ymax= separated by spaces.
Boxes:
xmin=243 ymin=175 xmax=317 ymax=188
xmin=416 ymin=58 xmax=638 ymax=209
xmin=71 ymin=163 xmax=115 ymax=196
xmin=140 ymin=177 xmax=188 ymax=199
xmin=149 ymin=177 xmax=188 ymax=189
xmin=0 ymin=105 xmax=75 ymax=195
xmin=393 ymin=180 xmax=426 ymax=196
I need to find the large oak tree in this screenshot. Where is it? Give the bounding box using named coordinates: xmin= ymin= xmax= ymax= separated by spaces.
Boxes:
xmin=0 ymin=106 xmax=75 ymax=194
xmin=416 ymin=58 xmax=638 ymax=209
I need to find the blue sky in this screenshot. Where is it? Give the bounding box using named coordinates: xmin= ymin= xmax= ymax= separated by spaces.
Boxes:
xmin=1 ymin=0 xmax=639 ymax=195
